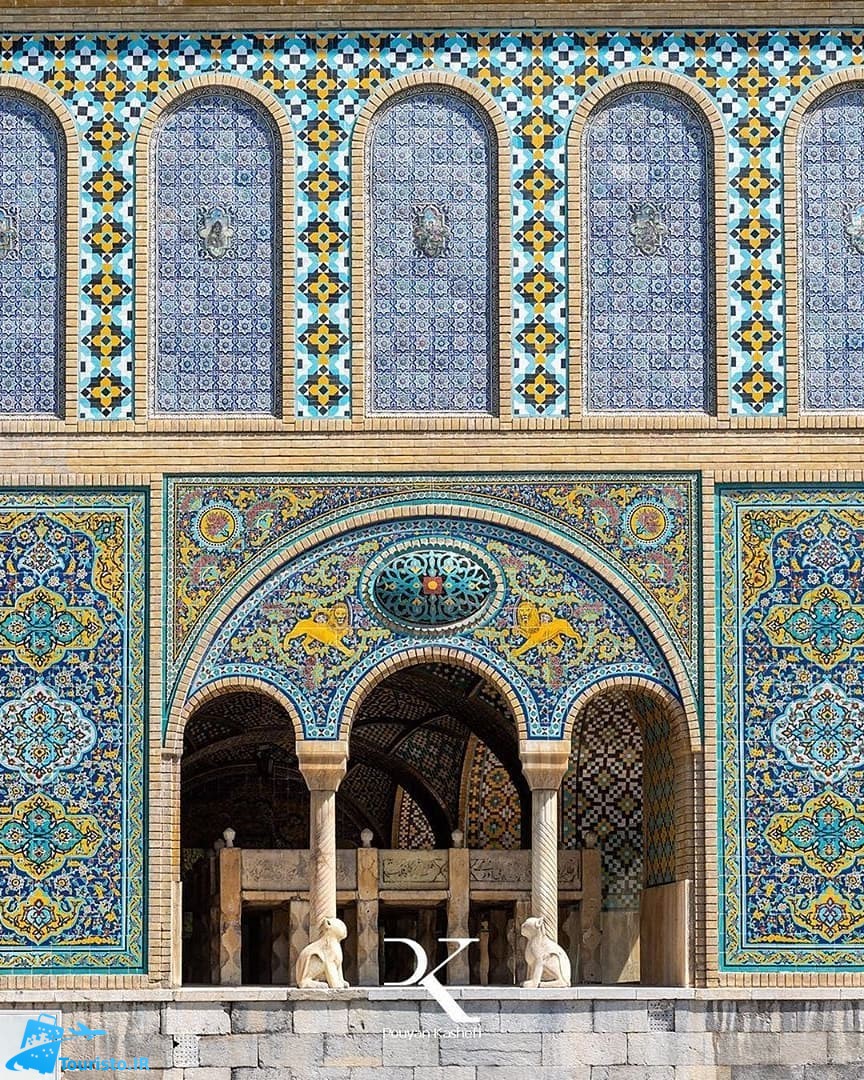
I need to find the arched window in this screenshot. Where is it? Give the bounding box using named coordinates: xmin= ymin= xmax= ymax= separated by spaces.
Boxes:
xmin=367 ymin=87 xmax=497 ymax=415
xmin=799 ymin=86 xmax=864 ymax=412
xmin=150 ymin=89 xmax=280 ymax=416
xmin=583 ymin=87 xmax=714 ymax=413
xmin=0 ymin=91 xmax=63 ymax=417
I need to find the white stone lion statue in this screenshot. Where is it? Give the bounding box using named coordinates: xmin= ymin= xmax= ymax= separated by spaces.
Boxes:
xmin=295 ymin=916 xmax=349 ymax=989
xmin=520 ymin=916 xmax=572 ymax=988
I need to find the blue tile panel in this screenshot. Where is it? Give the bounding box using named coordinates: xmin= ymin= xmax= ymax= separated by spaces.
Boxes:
xmin=800 ymin=88 xmax=864 ymax=412
xmin=585 ymin=88 xmax=712 ymax=412
xmin=0 ymin=491 xmax=146 ymax=973
xmin=368 ymin=89 xmax=494 ymax=413
xmin=152 ymin=89 xmax=279 ymax=415
xmin=9 ymin=31 xmax=864 ymax=418
xmin=0 ymin=91 xmax=62 ymax=417
xmin=719 ymin=486 xmax=864 ymax=970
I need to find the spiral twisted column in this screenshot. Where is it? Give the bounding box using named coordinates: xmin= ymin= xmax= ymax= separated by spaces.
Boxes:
xmin=520 ymin=741 xmax=571 ymax=943
xmin=297 ymin=740 xmax=349 ymax=940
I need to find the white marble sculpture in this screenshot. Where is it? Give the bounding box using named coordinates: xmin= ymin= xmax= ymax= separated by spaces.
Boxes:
xmin=295 ymin=916 xmax=349 ymax=989
xmin=520 ymin=915 xmax=572 ymax=988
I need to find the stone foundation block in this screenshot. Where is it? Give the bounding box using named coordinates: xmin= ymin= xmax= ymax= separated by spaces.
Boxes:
xmin=827 ymin=1032 xmax=864 ymax=1062
xmin=440 ymin=1032 xmax=542 ymax=1066
xmin=421 ymin=999 xmax=500 ymax=1032
xmin=293 ymin=1000 xmax=349 ymax=1034
xmin=413 ymin=1067 xmax=478 ymax=1079
xmin=502 ymin=1000 xmax=593 ymax=1033
xmin=163 ymin=1004 xmax=230 ymax=1036
xmin=541 ymin=1031 xmax=627 ymax=1066
xmin=258 ymin=1031 xmax=325 ymax=1067
xmin=729 ymin=1068 xmax=805 ymax=1080
xmin=627 ymin=1033 xmax=713 ymax=1066
xmin=383 ymin=1031 xmax=440 ymax=1066
xmin=477 ymin=1067 xmax=591 ymax=1080
xmin=198 ymin=1033 xmax=258 ymax=1066
xmin=324 ymin=1032 xmax=383 ymax=1067
xmin=182 ymin=1069 xmax=232 ymax=1080
xmin=594 ymin=1002 xmax=649 ymax=1033
xmin=349 ymin=1001 xmax=421 ymax=1033
xmin=231 ymin=1003 xmax=293 ymax=1034
xmin=591 ymin=1067 xmax=675 ymax=1080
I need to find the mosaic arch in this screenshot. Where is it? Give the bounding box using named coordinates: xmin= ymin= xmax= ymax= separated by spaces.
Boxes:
xmin=0 ymin=82 xmax=68 ymax=419
xmin=10 ymin=29 xmax=864 ymax=419
xmin=180 ymin=514 xmax=686 ymax=743
xmin=719 ymin=486 xmax=864 ymax=970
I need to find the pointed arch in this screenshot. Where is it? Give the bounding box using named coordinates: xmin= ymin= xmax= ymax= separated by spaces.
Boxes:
xmin=134 ymin=75 xmax=295 ymax=427
xmin=350 ymin=71 xmax=513 ymax=428
xmin=567 ymin=70 xmax=729 ymax=426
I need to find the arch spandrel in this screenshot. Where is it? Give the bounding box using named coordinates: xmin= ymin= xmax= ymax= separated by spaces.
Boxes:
xmin=164 ymin=475 xmax=700 ymax=738
xmin=177 ymin=514 xmax=690 ymax=749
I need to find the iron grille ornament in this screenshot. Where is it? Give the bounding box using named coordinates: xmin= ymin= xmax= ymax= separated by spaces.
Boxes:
xmin=366 ymin=542 xmax=500 ymax=630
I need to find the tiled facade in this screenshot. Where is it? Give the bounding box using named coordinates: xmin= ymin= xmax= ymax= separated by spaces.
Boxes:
xmin=0 ymin=12 xmax=862 ymax=998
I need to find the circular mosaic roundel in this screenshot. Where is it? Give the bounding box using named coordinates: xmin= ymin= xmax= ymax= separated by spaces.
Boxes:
xmin=366 ymin=542 xmax=500 ymax=631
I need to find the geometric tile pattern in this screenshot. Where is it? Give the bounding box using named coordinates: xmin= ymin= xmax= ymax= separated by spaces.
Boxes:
xmin=165 ymin=473 xmax=698 ymax=719
xmin=0 ymin=91 xmax=62 ymax=416
xmin=191 ymin=514 xmax=675 ymax=739
xmin=585 ymin=88 xmax=712 ymax=412
xmin=0 ymin=491 xmax=146 ymax=972
xmin=368 ymin=89 xmax=494 ymax=414
xmin=562 ymin=692 xmax=643 ymax=910
xmin=719 ymin=488 xmax=864 ymax=969
xmin=799 ymin=87 xmax=864 ymax=412
xmin=635 ymin=693 xmax=677 ymax=888
xmin=394 ymin=787 xmax=437 ymax=850
xmin=462 ymin=737 xmax=521 ymax=850
xmin=8 ymin=32 xmax=864 ymax=417
xmin=151 ymin=89 xmax=279 ymax=415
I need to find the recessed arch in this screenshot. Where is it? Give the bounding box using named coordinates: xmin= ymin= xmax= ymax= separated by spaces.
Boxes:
xmin=174 ymin=675 xmax=306 ymax=759
xmin=336 ymin=643 xmax=532 ymax=744
xmin=350 ymin=71 xmax=513 ymax=428
xmin=0 ymin=76 xmax=79 ymax=425
xmin=783 ymin=70 xmax=864 ymax=421
xmin=567 ymin=69 xmax=729 ymax=426
xmin=134 ymin=74 xmax=295 ymax=427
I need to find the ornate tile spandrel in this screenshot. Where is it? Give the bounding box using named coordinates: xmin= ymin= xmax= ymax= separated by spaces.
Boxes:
xmin=719 ymin=487 xmax=864 ymax=970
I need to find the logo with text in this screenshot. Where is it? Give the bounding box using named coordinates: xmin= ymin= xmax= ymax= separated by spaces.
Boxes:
xmin=0 ymin=1012 xmax=150 ymax=1076
xmin=383 ymin=937 xmax=480 ymax=1024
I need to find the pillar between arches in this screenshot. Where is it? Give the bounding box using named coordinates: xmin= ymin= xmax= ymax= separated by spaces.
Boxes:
xmin=520 ymin=740 xmax=570 ymax=941
xmin=296 ymin=740 xmax=349 ymax=937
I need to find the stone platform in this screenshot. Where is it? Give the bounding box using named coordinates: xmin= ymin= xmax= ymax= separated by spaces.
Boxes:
xmin=2 ymin=988 xmax=862 ymax=1079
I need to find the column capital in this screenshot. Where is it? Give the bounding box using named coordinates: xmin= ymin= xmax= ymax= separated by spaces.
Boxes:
xmin=296 ymin=739 xmax=349 ymax=791
xmin=519 ymin=739 xmax=571 ymax=790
